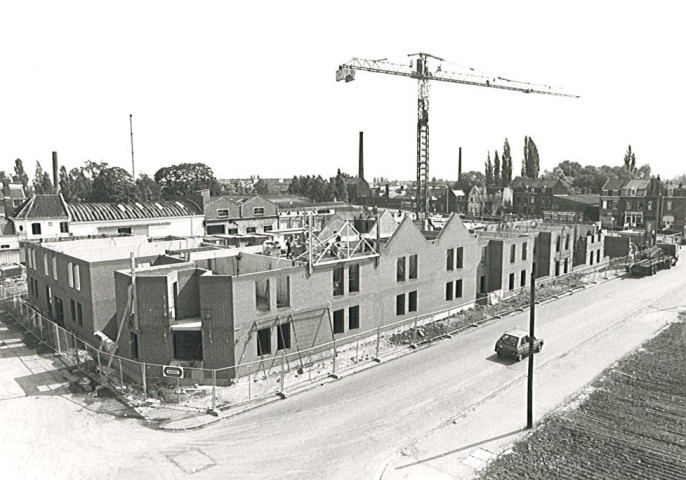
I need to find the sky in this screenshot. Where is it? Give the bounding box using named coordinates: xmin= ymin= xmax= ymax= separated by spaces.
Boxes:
xmin=1 ymin=1 xmax=684 ymax=184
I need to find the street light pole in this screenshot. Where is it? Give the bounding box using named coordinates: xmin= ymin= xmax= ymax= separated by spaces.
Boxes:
xmin=527 ymin=262 xmax=536 ymax=429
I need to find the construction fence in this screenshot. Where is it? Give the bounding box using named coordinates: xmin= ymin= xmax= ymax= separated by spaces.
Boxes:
xmin=0 ymin=255 xmax=630 ymax=413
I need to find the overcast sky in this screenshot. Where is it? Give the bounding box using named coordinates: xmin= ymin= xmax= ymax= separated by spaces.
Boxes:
xmin=1 ymin=1 xmax=683 ymax=184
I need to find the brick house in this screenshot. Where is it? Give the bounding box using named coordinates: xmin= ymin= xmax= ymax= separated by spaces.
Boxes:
xmin=204 ymin=195 xmax=278 ymax=235
xmin=511 ymin=178 xmax=568 ymax=216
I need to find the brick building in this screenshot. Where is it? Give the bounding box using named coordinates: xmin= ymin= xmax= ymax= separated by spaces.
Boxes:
xmin=22 ymin=236 xmax=206 ymax=342
xmin=12 ymin=194 xmax=204 ymax=240
xmin=112 ymin=214 xmax=481 ymax=380
xmin=475 ymin=231 xmax=536 ymax=300
xmin=204 ymin=195 xmax=279 ymax=235
xmin=511 ymin=178 xmax=568 ymax=216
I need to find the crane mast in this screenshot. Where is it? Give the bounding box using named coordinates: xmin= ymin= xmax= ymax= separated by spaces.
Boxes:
xmin=336 ymin=52 xmax=578 ymax=218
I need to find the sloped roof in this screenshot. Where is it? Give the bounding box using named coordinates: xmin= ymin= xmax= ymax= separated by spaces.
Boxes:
xmin=0 ymin=217 xmax=14 ymax=235
xmin=601 ymin=178 xmax=628 ymax=191
xmin=623 ymin=179 xmax=650 ymax=190
xmin=67 ymin=200 xmax=202 ymax=222
xmin=554 ymin=194 xmax=600 ymax=205
xmin=5 ymin=184 xmax=26 ymax=199
xmin=12 ymin=194 xmax=68 ymax=219
xmin=511 ymin=178 xmax=560 ymax=189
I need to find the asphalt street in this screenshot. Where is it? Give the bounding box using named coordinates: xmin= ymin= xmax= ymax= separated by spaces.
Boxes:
xmin=1 ymin=258 xmax=684 ymax=480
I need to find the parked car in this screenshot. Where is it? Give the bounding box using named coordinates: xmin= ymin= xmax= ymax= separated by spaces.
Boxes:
xmin=494 ymin=329 xmax=543 ymax=361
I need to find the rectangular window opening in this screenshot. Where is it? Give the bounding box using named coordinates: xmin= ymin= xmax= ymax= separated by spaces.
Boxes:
xmin=408 ymin=291 xmax=417 ymax=312
xmin=446 ymin=248 xmax=454 ymax=271
xmin=508 ymin=273 xmax=515 ymax=291
xmin=333 ymin=267 xmax=344 ymax=296
xmin=445 ymin=282 xmax=453 ymax=301
xmin=277 ymin=323 xmax=291 ymax=350
xmin=276 ymin=276 xmax=290 ymax=308
xmin=455 ymin=247 xmax=463 ymax=269
xmin=510 ymin=244 xmax=516 ymax=263
xmin=349 ymin=306 xmax=360 ymax=330
xmin=349 ymin=264 xmax=360 ymax=293
xmin=396 ymin=294 xmax=406 ymax=315
xmin=255 ymin=279 xmax=270 ymax=311
xmin=257 ymin=327 xmax=271 ymax=356
xmin=333 ymin=309 xmax=345 ymax=334
xmin=396 ymin=257 xmax=406 ymax=282
xmin=521 ymin=270 xmax=526 ymax=287
xmin=455 ymin=280 xmax=463 ymax=299
xmin=409 ymin=254 xmax=418 ymax=279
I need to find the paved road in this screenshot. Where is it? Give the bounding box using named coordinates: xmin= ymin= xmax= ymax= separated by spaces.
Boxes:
xmin=1 ymin=259 xmax=685 ymax=480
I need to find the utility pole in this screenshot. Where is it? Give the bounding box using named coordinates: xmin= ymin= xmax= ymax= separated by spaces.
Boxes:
xmin=527 ymin=262 xmax=536 ymax=429
xmin=129 ymin=114 xmax=136 ymax=179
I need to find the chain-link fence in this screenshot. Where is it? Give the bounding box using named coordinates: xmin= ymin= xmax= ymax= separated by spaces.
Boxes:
xmin=0 ymin=254 xmax=631 ymax=413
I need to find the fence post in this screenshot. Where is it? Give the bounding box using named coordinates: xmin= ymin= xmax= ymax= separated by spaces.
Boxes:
xmin=280 ymin=350 xmax=286 ymax=393
xmin=331 ymin=339 xmax=337 ymax=376
xmin=411 ymin=316 xmax=418 ymax=346
xmin=97 ymin=349 xmax=102 ymax=379
xmin=211 ymin=369 xmax=217 ymax=410
xmin=375 ymin=326 xmax=381 ymax=360
xmin=54 ymin=324 xmax=61 ymax=355
xmin=141 ymin=362 xmax=147 ymax=401
xmin=75 ymin=338 xmax=80 ymax=368
xmin=38 ymin=315 xmax=43 ymax=341
xmin=118 ymin=358 xmax=124 ymax=389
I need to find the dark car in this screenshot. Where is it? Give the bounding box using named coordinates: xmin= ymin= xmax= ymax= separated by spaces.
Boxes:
xmin=495 ymin=329 xmax=543 ymax=361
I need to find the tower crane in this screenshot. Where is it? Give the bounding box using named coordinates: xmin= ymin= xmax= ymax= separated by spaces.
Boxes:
xmin=336 ymin=52 xmax=578 ymax=218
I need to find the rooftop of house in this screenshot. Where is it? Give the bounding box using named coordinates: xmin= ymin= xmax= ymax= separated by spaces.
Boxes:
xmin=68 ymin=199 xmax=203 ymax=222
xmin=554 ymin=194 xmax=600 ymax=205
xmin=601 ymin=178 xmax=628 ymax=191
xmin=12 ymin=194 xmax=68 ymax=219
xmin=511 ymin=178 xmax=561 ymax=189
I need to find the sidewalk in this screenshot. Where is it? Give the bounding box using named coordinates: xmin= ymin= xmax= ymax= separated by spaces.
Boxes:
xmin=377 ymin=307 xmax=676 ymax=480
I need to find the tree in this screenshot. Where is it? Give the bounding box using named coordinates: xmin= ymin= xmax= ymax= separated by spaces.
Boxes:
xmin=13 ymin=159 xmax=29 ymax=194
xmin=636 ymin=164 xmax=651 ymax=179
xmin=623 ymin=145 xmax=636 ymax=172
xmin=154 ymin=163 xmax=222 ymax=198
xmin=254 ymin=178 xmax=273 ymax=195
xmin=135 ymin=174 xmax=162 ymax=201
xmin=522 ymin=136 xmax=540 ymax=178
xmin=493 ymin=150 xmax=501 ymax=187
xmin=333 ymin=169 xmax=348 ymax=202
xmin=33 ymin=161 xmax=54 ymax=194
xmin=91 ymin=166 xmax=138 ymax=202
xmin=484 ymin=152 xmax=494 ymax=186
xmin=454 ymin=171 xmax=485 ymax=194
xmin=501 ymin=139 xmax=513 ymax=186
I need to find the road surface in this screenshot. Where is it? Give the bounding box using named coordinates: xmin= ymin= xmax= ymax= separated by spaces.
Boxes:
xmin=1 ymin=259 xmax=685 ymax=479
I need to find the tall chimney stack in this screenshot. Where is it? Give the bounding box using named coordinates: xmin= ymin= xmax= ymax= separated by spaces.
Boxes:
xmin=458 ymin=147 xmax=462 ymax=180
xmin=358 ymin=131 xmax=364 ymax=179
xmin=52 ymin=151 xmax=59 ymax=192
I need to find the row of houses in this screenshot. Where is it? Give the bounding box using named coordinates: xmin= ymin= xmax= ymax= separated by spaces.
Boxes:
xmin=22 ymin=213 xmax=605 ymax=383
xmin=599 ymin=178 xmax=686 ymax=235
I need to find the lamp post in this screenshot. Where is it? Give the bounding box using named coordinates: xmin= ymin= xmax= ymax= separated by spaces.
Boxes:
xmin=527 ymin=262 xmax=537 ymax=429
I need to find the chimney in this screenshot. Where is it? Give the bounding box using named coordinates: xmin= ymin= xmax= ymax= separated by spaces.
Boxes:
xmin=385 ymin=183 xmax=390 ymax=197
xmin=52 ymin=152 xmax=59 ymax=192
xmin=358 ymin=131 xmax=364 ymax=179
xmin=458 ymin=147 xmax=462 ymax=180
